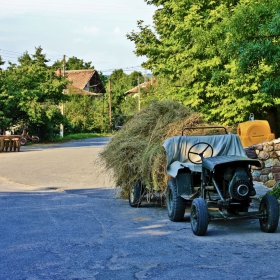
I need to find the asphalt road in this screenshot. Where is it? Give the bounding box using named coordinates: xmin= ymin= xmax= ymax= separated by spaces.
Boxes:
xmin=1 ymin=138 xmax=280 ymax=280
xmin=0 ymin=138 xmax=114 ymax=192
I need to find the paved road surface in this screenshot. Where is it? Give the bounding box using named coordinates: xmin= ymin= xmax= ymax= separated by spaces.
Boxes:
xmin=0 ymin=138 xmax=113 ymax=192
xmin=1 ymin=138 xmax=280 ymax=280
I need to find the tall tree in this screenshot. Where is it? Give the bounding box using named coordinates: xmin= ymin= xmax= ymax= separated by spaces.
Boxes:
xmin=110 ymin=70 xmax=144 ymax=116
xmin=0 ymin=47 xmax=68 ymax=139
xmin=221 ymin=0 xmax=280 ymax=135
xmin=52 ymin=56 xmax=94 ymax=70
xmin=128 ymin=0 xmax=280 ymax=135
xmin=0 ymin=55 xmax=5 ymax=69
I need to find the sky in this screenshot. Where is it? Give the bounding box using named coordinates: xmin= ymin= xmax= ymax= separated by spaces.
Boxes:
xmin=0 ymin=0 xmax=156 ymax=74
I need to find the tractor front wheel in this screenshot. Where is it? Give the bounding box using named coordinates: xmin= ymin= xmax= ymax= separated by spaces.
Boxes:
xmin=259 ymin=194 xmax=279 ymax=233
xmin=190 ymin=198 xmax=209 ymax=236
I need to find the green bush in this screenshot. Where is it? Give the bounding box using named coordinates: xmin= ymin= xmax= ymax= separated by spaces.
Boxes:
xmin=268 ymin=184 xmax=280 ymax=200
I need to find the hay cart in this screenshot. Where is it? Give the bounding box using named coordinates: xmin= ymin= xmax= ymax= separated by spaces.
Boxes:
xmin=162 ymin=126 xmax=279 ymax=236
xmin=0 ymin=135 xmax=21 ymax=153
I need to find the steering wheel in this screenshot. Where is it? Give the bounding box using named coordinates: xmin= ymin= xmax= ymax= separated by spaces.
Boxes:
xmin=188 ymin=142 xmax=214 ymax=164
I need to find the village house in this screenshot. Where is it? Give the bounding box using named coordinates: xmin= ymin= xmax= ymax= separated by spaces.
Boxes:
xmin=56 ymin=69 xmax=106 ymax=96
xmin=124 ymin=77 xmax=156 ymax=96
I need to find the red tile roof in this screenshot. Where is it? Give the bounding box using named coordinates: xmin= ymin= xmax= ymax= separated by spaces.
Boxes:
xmin=55 ymin=69 xmax=106 ymax=96
xmin=64 ymin=70 xmax=95 ymax=90
xmin=125 ymin=77 xmax=156 ymax=95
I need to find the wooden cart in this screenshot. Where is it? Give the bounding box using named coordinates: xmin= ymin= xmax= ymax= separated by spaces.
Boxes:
xmin=0 ymin=135 xmax=21 ymax=152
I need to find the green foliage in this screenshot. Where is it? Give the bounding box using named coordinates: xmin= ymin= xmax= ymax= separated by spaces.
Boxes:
xmin=52 ymin=56 xmax=95 ymax=70
xmin=64 ymin=94 xmax=107 ymax=133
xmin=0 ymin=55 xmax=5 ymax=69
xmin=268 ymin=184 xmax=280 ymax=200
xmin=0 ymin=47 xmax=68 ymax=140
xmin=109 ymin=70 xmax=144 ymax=117
xmin=128 ymin=0 xmax=280 ymax=135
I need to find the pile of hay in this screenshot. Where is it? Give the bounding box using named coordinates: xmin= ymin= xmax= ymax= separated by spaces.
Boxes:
xmin=99 ymin=100 xmax=206 ymax=196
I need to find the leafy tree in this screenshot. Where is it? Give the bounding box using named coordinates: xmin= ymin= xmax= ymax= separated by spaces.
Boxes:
xmin=221 ymin=0 xmax=280 ymax=135
xmin=110 ymin=70 xmax=144 ymax=119
xmin=127 ymin=1 xmax=236 ymax=115
xmin=109 ymin=69 xmax=128 ymax=115
xmin=18 ymin=46 xmax=49 ymax=67
xmin=64 ymin=94 xmax=106 ymax=133
xmin=128 ymin=0 xmax=280 ymax=136
xmin=52 ymin=56 xmax=94 ymax=70
xmin=98 ymin=71 xmax=108 ymax=88
xmin=67 ymin=56 xmax=94 ymax=70
xmin=0 ymin=55 xmax=5 ymax=69
xmin=128 ymin=71 xmax=144 ymax=87
xmin=0 ymin=47 xmax=68 ymax=139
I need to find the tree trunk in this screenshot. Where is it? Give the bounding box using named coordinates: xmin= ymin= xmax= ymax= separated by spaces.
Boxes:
xmin=266 ymin=106 xmax=278 ymax=138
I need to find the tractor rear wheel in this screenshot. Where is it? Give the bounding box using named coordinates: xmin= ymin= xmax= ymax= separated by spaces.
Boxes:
xmin=259 ymin=194 xmax=279 ymax=233
xmin=166 ymin=178 xmax=185 ymax=221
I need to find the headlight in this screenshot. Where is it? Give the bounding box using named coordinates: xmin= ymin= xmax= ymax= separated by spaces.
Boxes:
xmin=230 ymin=180 xmax=250 ymax=200
xmin=228 ymin=170 xmax=251 ymax=200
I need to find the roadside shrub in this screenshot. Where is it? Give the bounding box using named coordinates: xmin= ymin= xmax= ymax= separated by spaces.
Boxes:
xmin=268 ymin=184 xmax=280 ymax=200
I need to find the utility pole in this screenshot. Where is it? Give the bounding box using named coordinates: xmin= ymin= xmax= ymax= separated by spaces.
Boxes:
xmin=60 ymin=55 xmax=66 ymax=137
xmin=108 ymin=78 xmax=112 ymax=129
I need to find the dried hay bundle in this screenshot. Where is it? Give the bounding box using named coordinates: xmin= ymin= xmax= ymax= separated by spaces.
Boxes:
xmin=100 ymin=100 xmax=205 ymax=196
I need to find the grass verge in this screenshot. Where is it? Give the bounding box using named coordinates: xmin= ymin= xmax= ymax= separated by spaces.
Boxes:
xmin=38 ymin=133 xmax=112 ymax=144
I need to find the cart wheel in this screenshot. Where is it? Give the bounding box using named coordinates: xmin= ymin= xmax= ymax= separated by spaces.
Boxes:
xmin=32 ymin=136 xmax=39 ymax=143
xmin=259 ymin=194 xmax=279 ymax=233
xmin=128 ymin=181 xmax=143 ymax=207
xmin=190 ymin=198 xmax=209 ymax=236
xmin=20 ymin=138 xmax=27 ymax=146
xmin=166 ymin=178 xmax=185 ymax=221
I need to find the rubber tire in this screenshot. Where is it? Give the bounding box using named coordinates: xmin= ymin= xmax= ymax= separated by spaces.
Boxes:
xmin=166 ymin=178 xmax=185 ymax=221
xmin=259 ymin=194 xmax=279 ymax=233
xmin=32 ymin=136 xmax=39 ymax=143
xmin=190 ymin=198 xmax=209 ymax=236
xmin=20 ymin=138 xmax=27 ymax=146
xmin=129 ymin=182 xmax=142 ymax=207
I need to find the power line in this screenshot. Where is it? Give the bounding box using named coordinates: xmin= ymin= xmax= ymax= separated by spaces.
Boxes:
xmin=0 ymin=49 xmax=66 ymax=60
xmin=1 ymin=2 xmax=153 ymax=13
xmin=0 ymin=11 xmax=151 ymax=24
xmin=0 ymin=49 xmax=151 ymax=74
xmin=0 ymin=49 xmax=22 ymax=54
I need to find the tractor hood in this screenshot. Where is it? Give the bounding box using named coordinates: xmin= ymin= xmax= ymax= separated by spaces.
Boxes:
xmin=202 ymin=155 xmax=261 ymax=172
